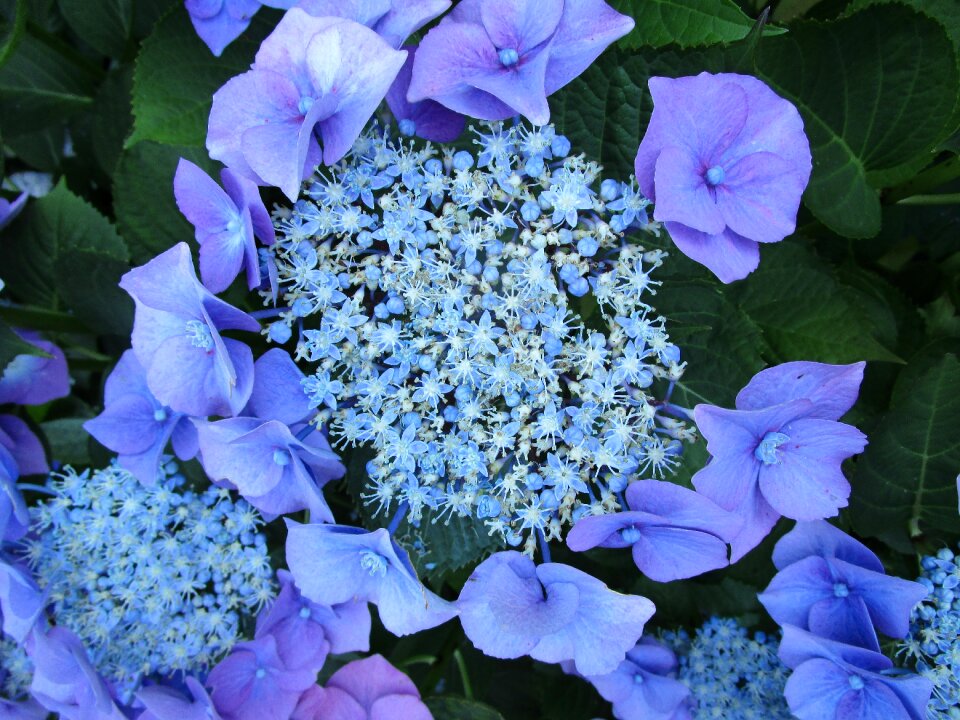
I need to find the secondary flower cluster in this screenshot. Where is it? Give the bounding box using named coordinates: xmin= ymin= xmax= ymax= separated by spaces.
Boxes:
xmin=758 ymin=522 xmax=933 ymax=720
xmin=23 ymin=463 xmax=275 ymax=696
xmin=900 ymin=544 xmax=960 ymax=718
xmin=262 ymin=120 xmax=691 ymax=553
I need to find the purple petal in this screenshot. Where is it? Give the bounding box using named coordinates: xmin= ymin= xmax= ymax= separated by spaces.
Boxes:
xmin=195 ymin=418 xmax=286 ymax=497
xmin=835 ymin=680 xmax=915 ymax=720
xmin=241 ymin=111 xmax=311 ymax=203
xmin=197 ymin=208 xmax=252 ymax=293
xmin=631 ymin=525 xmax=730 ymax=581
xmin=807 ymin=594 xmax=879 ymax=651
xmin=467 ymin=44 xmax=552 ymax=125
xmin=652 ymin=146 xmax=726 ymax=234
xmin=248 ymin=348 xmax=312 ymax=425
xmin=479 ymin=0 xmax=563 ymax=55
xmin=374 ymin=0 xmax=452 ymax=48
xmin=370 ymin=695 xmax=432 ymax=720
xmin=173 ymin=158 xmax=239 ymax=237
xmin=727 ymin=482 xmax=781 ymax=563
xmin=186 ymin=0 xmax=224 ymax=21
xmin=772 ymin=520 xmax=884 ymax=573
xmin=757 ymin=418 xmax=866 ymax=520
xmin=221 ymin=167 xmax=275 ymax=246
xmin=565 ymin=512 xmax=640 ymax=551
xmin=778 ymin=624 xmax=891 ymax=672
xmin=735 ymin=361 xmax=866 ymax=420
xmin=0 ymin=332 xmax=70 ymax=406
xmin=188 ymin=6 xmax=255 ymax=57
xmin=386 ymin=46 xmax=466 ymax=143
xmin=0 ymin=415 xmax=48 ymax=476
xmin=664 ymin=221 xmax=760 ymax=284
xmin=625 ymin=479 xmax=743 ymax=540
xmin=84 ymin=393 xmax=165 ymax=455
xmin=783 ymin=658 xmax=857 ymax=720
xmin=0 ymin=192 xmax=28 ymax=231
xmin=0 ymin=561 xmax=46 ymax=643
xmin=326 ymin=654 xmax=419 ymax=712
xmin=715 ymin=151 xmax=805 ymax=243
xmin=835 ymin=560 xmax=929 ymax=639
xmin=171 ymin=416 xmax=200 ymax=459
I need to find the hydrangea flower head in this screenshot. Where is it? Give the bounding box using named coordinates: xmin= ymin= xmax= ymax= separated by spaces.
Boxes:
xmin=294 ymin=654 xmax=432 ymax=720
xmin=899 ymin=544 xmax=960 ymax=718
xmin=174 ymin=158 xmax=275 ymax=293
xmin=207 ymin=9 xmax=407 ymax=199
xmin=0 ymin=636 xmax=41 ymax=715
xmin=285 ymin=522 xmax=457 ymax=636
xmin=185 ymin=0 xmax=262 ymax=57
xmin=566 ymin=479 xmax=741 ymax=582
xmin=408 ymin=0 xmax=634 ymax=124
xmin=194 ymin=416 xmax=345 ymax=520
xmin=23 ymin=463 xmax=274 ymax=695
xmin=635 ymin=72 xmax=812 ymax=282
xmin=84 ymin=350 xmax=199 ymax=485
xmin=265 ymin=121 xmax=690 ymax=556
xmin=759 ymin=522 xmax=928 ymax=651
xmin=566 ymin=637 xmax=692 ymax=720
xmin=779 ymin=625 xmax=933 ymax=720
xmin=206 ymin=634 xmax=316 ymax=720
xmin=662 ymin=617 xmax=793 ymax=719
xmin=0 ymin=331 xmax=69 ymax=406
xmin=692 ymin=361 xmax=867 ymax=560
xmin=119 ymin=242 xmax=259 ymax=418
xmin=457 ymin=550 xmax=655 ymax=675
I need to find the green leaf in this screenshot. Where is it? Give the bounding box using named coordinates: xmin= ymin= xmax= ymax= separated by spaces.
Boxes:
xmin=612 ymin=0 xmax=783 ymax=50
xmin=0 ymin=30 xmax=100 ymax=137
xmin=57 ymin=0 xmax=132 ymax=56
xmin=0 ymin=181 xmax=132 ymax=333
xmin=751 ymin=4 xmax=960 ymax=237
xmin=127 ymin=8 xmax=275 ymax=147
xmin=404 ymin=510 xmax=503 ymax=582
xmin=425 ymin=697 xmax=506 ymax=720
xmin=112 ymin=141 xmax=216 ymax=264
xmin=39 ymin=417 xmax=92 ymax=466
xmin=0 ymin=319 xmax=47 ymax=370
xmin=91 ymin=65 xmax=134 ymax=174
xmin=731 ymin=242 xmax=902 ymax=363
xmin=4 ymin=123 xmax=64 ymax=170
xmin=849 ymin=350 xmax=960 ymax=550
xmin=0 ymin=0 xmax=26 ymax=69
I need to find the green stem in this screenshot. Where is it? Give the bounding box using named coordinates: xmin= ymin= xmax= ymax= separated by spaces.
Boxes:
xmin=453 ymin=649 xmax=474 ymax=701
xmin=896 ymin=193 xmax=960 ymax=206
xmin=886 ymin=155 xmax=960 ymax=204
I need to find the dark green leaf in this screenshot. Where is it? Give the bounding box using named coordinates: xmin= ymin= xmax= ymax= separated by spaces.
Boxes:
xmin=112 ymin=141 xmax=216 ymax=264
xmin=0 ymin=0 xmax=26 ymax=68
xmin=404 ymin=510 xmax=504 ymax=582
xmin=612 ymin=0 xmax=783 ymax=50
xmin=425 ymin=696 xmax=506 ymax=720
xmin=4 ymin=123 xmax=64 ymax=170
xmin=731 ymin=242 xmax=902 ymax=363
xmin=0 ymin=181 xmax=132 ymax=333
xmin=751 ymin=5 xmax=960 ymax=236
xmin=127 ymin=8 xmax=275 ymax=147
xmin=57 ymin=0 xmax=131 ymax=56
xmin=0 ymin=30 xmax=100 ymax=137
xmin=0 ymin=319 xmax=48 ymax=370
xmin=39 ymin=417 xmax=92 ymax=466
xmin=91 ymin=65 xmax=134 ymax=174
xmin=849 ymin=349 xmax=960 ymax=550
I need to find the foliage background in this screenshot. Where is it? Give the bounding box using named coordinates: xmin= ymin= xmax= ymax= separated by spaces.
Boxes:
xmin=0 ymin=0 xmax=957 ymax=717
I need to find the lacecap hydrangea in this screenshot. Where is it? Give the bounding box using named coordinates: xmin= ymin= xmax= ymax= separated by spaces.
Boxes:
xmin=260 ymin=119 xmax=694 ymax=554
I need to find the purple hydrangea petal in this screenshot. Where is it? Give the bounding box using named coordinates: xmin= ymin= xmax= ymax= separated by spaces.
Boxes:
xmin=386 ymin=46 xmax=466 ymax=143
xmin=478 ymin=0 xmax=563 ymax=55
xmin=715 ymin=151 xmax=805 ymax=243
xmin=756 ymin=418 xmax=866 ymax=520
xmin=0 ymin=415 xmax=48 ymax=476
xmin=370 ymin=694 xmax=433 ymax=720
xmin=221 ymin=168 xmax=275 ymax=246
xmin=652 ymin=146 xmax=727 ymax=234
xmin=664 ymin=221 xmax=760 ymax=284
xmin=806 ymin=594 xmax=879 ymax=651
xmin=207 ymin=635 xmax=317 ymax=720
xmin=300 ymin=687 xmax=364 ymax=720
xmin=0 ymin=192 xmax=28 ymax=232
xmin=248 ymin=349 xmax=312 ymax=425
xmin=187 ymin=0 xmax=260 ymax=57
xmin=735 ymin=361 xmax=866 ymax=420
xmin=0 ymin=469 xmax=30 ymax=542
xmin=0 ymin=561 xmax=46 ymax=643
xmin=0 ymin=331 xmax=70 ymax=406
xmin=86 ymin=393 xmax=164 ymax=455
xmin=297 ymin=0 xmax=451 ymax=48
xmin=325 ymin=654 xmax=421 ymax=712
xmin=771 ymin=520 xmax=885 ymax=573
xmin=171 ymin=415 xmax=200 ymax=459
xmin=778 ymin=624 xmax=891 ymax=672
xmin=631 ymin=525 xmax=731 ymax=582
xmin=207 ymin=72 xmax=281 ymax=184
xmin=727 ymin=482 xmax=781 ymax=563
xmin=185 ymin=0 xmax=223 ymax=21
xmin=625 ymin=479 xmax=743 ymax=540
xmin=285 ymin=522 xmax=457 ymax=636
xmin=835 ymin=681 xmax=917 ymax=720
xmin=566 ymin=511 xmax=651 ymax=551
xmin=783 ymin=657 xmax=862 ymax=720
xmin=240 ymin=99 xmax=317 ymax=203
xmin=136 ymin=677 xmax=221 ymax=720
xmin=831 ymin=560 xmax=929 ymax=639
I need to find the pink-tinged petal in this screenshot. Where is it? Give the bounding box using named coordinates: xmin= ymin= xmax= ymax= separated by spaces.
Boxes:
xmin=327 ymin=654 xmax=419 ymax=711
xmin=544 ymin=0 xmax=634 ymax=95
xmin=308 ymin=687 xmax=366 ymax=720
xmin=735 ymin=361 xmax=866 ymax=420
xmin=757 ymin=418 xmax=866 ymax=520
xmin=625 ymin=479 xmax=743 ymax=540
xmin=715 ymin=151 xmax=805 ymax=243
xmin=0 ymin=415 xmax=48 ymax=475
xmin=653 ymin=148 xmax=724 ymax=235
xmin=772 ymin=520 xmax=884 ymax=573
xmin=479 ymin=0 xmax=563 ymax=55
xmin=664 ymin=221 xmax=760 ymax=284
xmin=783 ymin=658 xmax=856 ymax=720
xmin=370 ymin=694 xmax=432 ymax=720
xmin=253 ymin=10 xmax=343 ymax=93
xmin=631 ymin=526 xmax=730 ymax=581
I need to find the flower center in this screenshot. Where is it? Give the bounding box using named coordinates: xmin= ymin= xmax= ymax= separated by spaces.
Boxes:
xmin=620 ymin=526 xmax=643 ymax=544
xmin=255 ymin=668 xmax=266 ymax=680
xmin=299 ymin=606 xmax=311 ymax=619
xmin=272 ymin=449 xmax=291 ymax=467
xmin=848 ymin=675 xmax=864 ymax=691
xmin=398 ymin=118 xmax=416 ymax=137
xmin=833 ymin=582 xmax=850 ymax=598
xmin=754 ymin=431 xmax=790 ymax=465
xmin=360 ymin=550 xmax=388 ymax=577
xmin=298 ymin=95 xmax=315 ymax=116
xmin=633 ymin=672 xmax=645 ymax=685
xmin=153 ymin=408 xmax=168 ymax=423
xmin=498 ymin=48 xmax=520 ymax=67
xmin=184 ymin=320 xmax=214 ymax=351
xmin=705 ymin=165 xmax=725 ymax=186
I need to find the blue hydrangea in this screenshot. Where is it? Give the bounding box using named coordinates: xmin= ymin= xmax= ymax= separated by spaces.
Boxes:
xmin=21 ymin=462 xmax=274 ymax=697
xmin=899 ymin=545 xmax=960 ymax=719
xmin=261 ymin=120 xmax=693 ymax=554
xmin=663 ymin=617 xmax=792 ymax=719
xmin=0 ymin=637 xmax=32 ymax=699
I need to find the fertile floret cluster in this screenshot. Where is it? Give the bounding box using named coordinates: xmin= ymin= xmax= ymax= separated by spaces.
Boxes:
xmin=0 ymin=637 xmax=32 ymax=699
xmin=900 ymin=545 xmax=960 ymax=718
xmin=663 ymin=617 xmax=792 ymax=719
xmin=264 ymin=120 xmax=692 ymax=552
xmin=22 ymin=463 xmax=274 ymax=697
